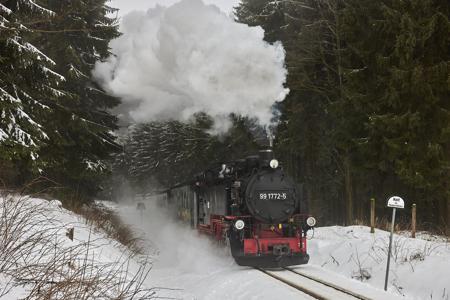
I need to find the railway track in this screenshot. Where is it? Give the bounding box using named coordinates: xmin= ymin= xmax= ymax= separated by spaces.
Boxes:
xmin=257 ymin=267 xmax=372 ymax=300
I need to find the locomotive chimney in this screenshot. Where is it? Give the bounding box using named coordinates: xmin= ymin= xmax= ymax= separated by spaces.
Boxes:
xmin=259 ymin=149 xmax=274 ymax=167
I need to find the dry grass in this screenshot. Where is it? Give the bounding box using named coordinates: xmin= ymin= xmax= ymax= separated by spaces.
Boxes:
xmin=354 ymin=217 xmax=449 ymax=241
xmin=76 ymin=203 xmax=145 ymax=256
xmin=14 ymin=177 xmax=145 ymax=255
xmin=0 ymin=188 xmax=163 ymax=299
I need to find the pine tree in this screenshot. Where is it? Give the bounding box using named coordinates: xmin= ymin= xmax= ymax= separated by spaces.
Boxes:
xmin=110 ymin=116 xmax=260 ymax=193
xmin=0 ymin=0 xmax=65 ymax=183
xmin=342 ymin=0 xmax=450 ymax=227
xmin=27 ymin=0 xmax=121 ymax=197
xmin=125 ymin=120 xmax=221 ymax=188
xmin=237 ymin=0 xmax=449 ymax=227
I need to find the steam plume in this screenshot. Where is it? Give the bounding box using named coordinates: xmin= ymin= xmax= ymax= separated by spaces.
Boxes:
xmin=94 ymin=0 xmax=289 ymax=133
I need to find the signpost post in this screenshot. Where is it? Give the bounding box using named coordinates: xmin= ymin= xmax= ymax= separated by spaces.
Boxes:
xmin=384 ymin=196 xmax=405 ymax=291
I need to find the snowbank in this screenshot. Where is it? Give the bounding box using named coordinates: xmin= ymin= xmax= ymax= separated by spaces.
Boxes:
xmin=0 ymin=194 xmax=155 ymax=299
xmin=117 ymin=200 xmax=412 ymax=299
xmin=308 ymin=226 xmax=450 ymax=299
xmin=95 ymin=199 xmax=450 ymax=300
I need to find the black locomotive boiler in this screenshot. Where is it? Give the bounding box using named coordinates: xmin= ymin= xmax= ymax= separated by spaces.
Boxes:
xmin=165 ymin=150 xmax=316 ymax=268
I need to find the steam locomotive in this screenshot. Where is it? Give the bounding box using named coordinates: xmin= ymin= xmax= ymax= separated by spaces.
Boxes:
xmin=164 ymin=150 xmax=316 ymax=268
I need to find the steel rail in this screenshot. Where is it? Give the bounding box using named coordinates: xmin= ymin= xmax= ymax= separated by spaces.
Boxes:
xmin=256 ymin=268 xmax=326 ymax=300
xmin=283 ymin=267 xmax=371 ymax=300
xmin=257 ymin=267 xmax=370 ymax=300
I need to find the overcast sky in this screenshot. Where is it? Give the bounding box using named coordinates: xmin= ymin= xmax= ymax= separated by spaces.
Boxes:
xmin=110 ymin=0 xmax=241 ymax=16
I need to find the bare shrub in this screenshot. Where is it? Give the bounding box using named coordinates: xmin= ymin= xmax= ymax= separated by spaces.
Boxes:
xmin=18 ymin=177 xmax=146 ymax=255
xmin=350 ymin=247 xmax=372 ymax=281
xmin=0 ymin=191 xmax=160 ymax=299
xmin=78 ymin=202 xmax=145 ymax=256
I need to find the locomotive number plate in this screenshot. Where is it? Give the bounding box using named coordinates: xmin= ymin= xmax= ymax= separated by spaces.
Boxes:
xmin=258 ymin=192 xmax=288 ymax=200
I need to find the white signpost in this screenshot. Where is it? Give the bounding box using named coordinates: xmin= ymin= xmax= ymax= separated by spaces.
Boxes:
xmin=384 ymin=196 xmax=405 ymax=291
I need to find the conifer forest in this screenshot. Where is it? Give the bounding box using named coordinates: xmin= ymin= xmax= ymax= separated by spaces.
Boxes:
xmin=1 ymin=0 xmax=449 ymax=234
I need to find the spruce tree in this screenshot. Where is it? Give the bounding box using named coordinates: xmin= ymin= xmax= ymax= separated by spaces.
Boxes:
xmin=0 ymin=1 xmax=65 ymax=183
xmin=237 ymin=0 xmax=450 ymax=228
xmin=28 ymin=0 xmax=121 ymax=197
xmin=342 ymin=0 xmax=450 ymax=227
xmin=111 ymin=116 xmax=260 ymax=192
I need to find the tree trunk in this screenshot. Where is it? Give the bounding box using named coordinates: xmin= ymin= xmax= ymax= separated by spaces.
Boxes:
xmin=447 ymin=198 xmax=450 ymax=236
xmin=357 ymin=193 xmax=364 ymax=223
xmin=344 ymin=154 xmax=353 ymax=225
xmin=305 ymin=158 xmax=316 ymax=217
xmin=443 ymin=197 xmax=450 ymax=236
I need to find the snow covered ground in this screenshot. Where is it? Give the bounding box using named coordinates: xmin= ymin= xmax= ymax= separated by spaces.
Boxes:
xmin=2 ymin=194 xmax=448 ymax=299
xmin=0 ymin=194 xmax=154 ymax=299
xmin=118 ymin=202 xmax=307 ymax=299
xmin=118 ymin=198 xmax=449 ymax=300
xmin=308 ymin=226 xmax=450 ymax=300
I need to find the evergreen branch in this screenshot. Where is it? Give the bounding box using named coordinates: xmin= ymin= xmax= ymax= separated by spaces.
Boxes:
xmin=0 ymin=27 xmax=118 ymax=34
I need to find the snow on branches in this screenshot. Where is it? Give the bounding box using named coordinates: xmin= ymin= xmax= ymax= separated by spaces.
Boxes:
xmin=0 ymin=1 xmax=64 ymax=164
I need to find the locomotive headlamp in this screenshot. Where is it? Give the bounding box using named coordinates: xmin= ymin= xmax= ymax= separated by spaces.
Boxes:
xmin=306 ymin=216 xmax=316 ymax=227
xmin=234 ymin=219 xmax=245 ymax=230
xmin=269 ymin=159 xmax=279 ymax=169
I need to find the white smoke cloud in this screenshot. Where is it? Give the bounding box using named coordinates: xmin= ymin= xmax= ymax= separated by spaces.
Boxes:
xmin=94 ymin=0 xmax=289 ymax=133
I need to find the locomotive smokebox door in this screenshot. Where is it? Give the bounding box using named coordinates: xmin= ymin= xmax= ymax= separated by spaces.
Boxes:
xmin=245 ymin=168 xmax=298 ymax=224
